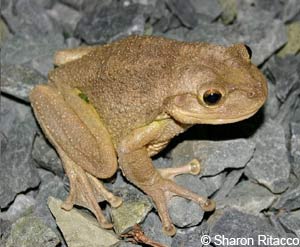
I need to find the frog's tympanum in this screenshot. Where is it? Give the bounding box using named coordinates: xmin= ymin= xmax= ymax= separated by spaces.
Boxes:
xmin=30 ymin=36 xmax=267 ymax=236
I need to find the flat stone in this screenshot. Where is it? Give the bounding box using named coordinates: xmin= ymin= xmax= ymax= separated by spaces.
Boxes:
xmin=32 ymin=134 xmax=64 ymax=177
xmin=166 ymin=0 xmax=197 ymax=28
xmin=60 ymin=0 xmax=101 ymax=11
xmin=261 ymin=80 xmax=281 ymax=120
xmin=265 ymin=55 xmax=300 ymax=102
xmin=279 ymin=211 xmax=300 ymax=238
xmin=5 ymin=215 xmax=60 ymax=247
xmin=237 ymin=0 xmax=284 ymax=20
xmin=0 ymin=219 xmax=12 ymax=246
xmin=245 ymin=121 xmax=291 ymax=193
xmin=291 ymin=122 xmax=300 ymax=177
xmin=213 ymin=168 xmax=244 ymax=203
xmin=0 ymin=194 xmax=36 ymax=221
xmin=34 ymin=170 xmax=68 ymax=231
xmin=142 ymin=212 xmax=172 ymax=247
xmin=272 ymin=183 xmax=300 ymax=211
xmin=208 ymin=208 xmax=284 ymax=245
xmin=111 ymin=198 xmax=152 ymax=235
xmin=190 ymin=0 xmax=222 ymax=21
xmin=1 ymin=0 xmax=61 ymax=40
xmin=281 ymin=0 xmax=300 ymax=22
xmin=169 ymin=176 xmax=207 ymax=227
xmin=47 ymin=3 xmax=82 ymax=36
xmin=200 ymin=172 xmax=226 ymax=197
xmin=278 ymin=22 xmax=300 ymax=57
xmin=48 ymin=197 xmax=119 ymax=247
xmin=217 ymin=181 xmax=276 ymax=215
xmin=171 ymin=139 xmax=255 ymax=177
xmin=1 ymin=64 xmax=46 ymax=102
xmin=1 ymin=33 xmax=65 ymax=76
xmin=0 ymin=97 xmax=40 ymax=209
xmin=75 ymin=2 xmax=145 ymax=44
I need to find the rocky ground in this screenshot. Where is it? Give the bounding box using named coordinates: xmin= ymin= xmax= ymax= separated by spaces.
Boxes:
xmin=1 ymin=0 xmax=300 ymax=246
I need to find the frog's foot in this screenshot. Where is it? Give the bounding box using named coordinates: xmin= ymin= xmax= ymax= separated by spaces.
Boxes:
xmin=143 ymin=175 xmax=215 ymax=236
xmin=59 ymin=149 xmax=122 ymax=229
xmin=158 ymin=159 xmax=201 ymax=180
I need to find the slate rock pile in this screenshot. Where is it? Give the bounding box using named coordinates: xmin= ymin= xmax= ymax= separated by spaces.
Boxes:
xmin=1 ymin=0 xmax=300 ymax=246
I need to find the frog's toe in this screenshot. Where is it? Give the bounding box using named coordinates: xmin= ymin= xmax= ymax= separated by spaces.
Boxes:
xmin=158 ymin=158 xmax=201 ymax=180
xmin=144 ymin=177 xmax=215 ymax=236
xmin=163 ymin=223 xmax=177 ymax=237
xmin=201 ymin=199 xmax=216 ymax=212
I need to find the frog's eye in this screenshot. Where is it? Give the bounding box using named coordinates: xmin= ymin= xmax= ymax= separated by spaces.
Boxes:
xmin=244 ymin=45 xmax=252 ymax=59
xmin=203 ymin=89 xmax=222 ymax=106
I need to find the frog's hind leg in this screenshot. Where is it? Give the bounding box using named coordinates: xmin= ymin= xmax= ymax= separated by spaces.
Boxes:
xmin=30 ymin=85 xmax=122 ymax=228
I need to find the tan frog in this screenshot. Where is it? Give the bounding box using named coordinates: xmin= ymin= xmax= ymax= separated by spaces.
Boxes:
xmin=30 ymin=35 xmax=267 ymax=236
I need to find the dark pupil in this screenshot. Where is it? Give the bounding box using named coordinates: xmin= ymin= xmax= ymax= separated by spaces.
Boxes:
xmin=203 ymin=90 xmax=222 ymax=105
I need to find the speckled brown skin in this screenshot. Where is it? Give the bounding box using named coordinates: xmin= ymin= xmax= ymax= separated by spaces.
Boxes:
xmin=30 ymin=35 xmax=267 ymax=236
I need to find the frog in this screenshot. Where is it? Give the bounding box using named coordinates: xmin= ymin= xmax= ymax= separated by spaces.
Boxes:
xmin=30 ymin=35 xmax=267 ymax=236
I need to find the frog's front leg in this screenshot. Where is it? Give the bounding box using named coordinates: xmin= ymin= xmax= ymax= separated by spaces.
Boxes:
xmin=117 ymin=121 xmax=215 ymax=236
xmin=30 ymin=85 xmax=122 ymax=229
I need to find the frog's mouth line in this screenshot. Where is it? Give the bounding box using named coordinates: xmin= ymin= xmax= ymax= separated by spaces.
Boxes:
xmin=170 ymin=106 xmax=260 ymax=125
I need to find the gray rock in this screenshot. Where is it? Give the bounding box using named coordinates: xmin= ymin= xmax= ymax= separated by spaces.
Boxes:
xmin=0 ymin=219 xmax=12 ymax=246
xmin=164 ymin=5 xmax=287 ymax=65
xmin=47 ymin=3 xmax=82 ymax=36
xmin=1 ymin=64 xmax=46 ymax=102
xmin=142 ymin=212 xmax=172 ymax=247
xmin=275 ymin=89 xmax=300 ymax=138
xmin=272 ymin=183 xmax=300 ymax=211
xmin=48 ymin=197 xmax=119 ymax=247
xmin=190 ymin=0 xmax=222 ymax=21
xmin=166 ymin=0 xmax=197 ymax=28
xmin=0 ymin=194 xmax=36 ymax=221
xmin=38 ymin=0 xmax=56 ymax=9
xmin=265 ymin=55 xmax=300 ymax=102
xmin=245 ymin=121 xmax=291 ymax=193
xmin=75 ymin=2 xmax=145 ymax=44
xmin=171 ymin=139 xmax=255 ymax=177
xmin=1 ymin=0 xmax=61 ymax=40
xmin=32 ymin=134 xmax=64 ymax=177
xmin=291 ymin=122 xmax=300 ymax=177
xmin=281 ymin=0 xmax=300 ymax=22
xmin=60 ymin=0 xmax=103 ymax=11
xmin=200 ymin=172 xmax=226 ymax=197
xmin=208 ymin=208 xmax=284 ymax=246
xmin=5 ymin=214 xmax=60 ymax=247
xmin=217 ymin=181 xmax=276 ymax=215
xmin=279 ymin=211 xmax=300 ymax=238
xmin=34 ymin=170 xmax=68 ymax=230
xmin=0 ymin=97 xmax=40 ymax=209
xmin=1 ymin=33 xmax=65 ymax=76
xmin=213 ymin=168 xmax=244 ymax=203
xmin=237 ymin=0 xmax=284 ymax=20
xmin=261 ymin=80 xmax=281 ymax=120
xmin=66 ymin=37 xmax=81 ymax=49
xmin=118 ymin=241 xmax=141 ymax=247
xmin=169 ymin=176 xmax=207 ymax=227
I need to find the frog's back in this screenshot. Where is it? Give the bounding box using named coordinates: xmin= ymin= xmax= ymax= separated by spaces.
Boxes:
xmin=49 ymin=36 xmax=190 ymax=141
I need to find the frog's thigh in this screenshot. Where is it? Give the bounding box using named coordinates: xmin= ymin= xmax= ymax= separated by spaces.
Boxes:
xmin=30 ymin=84 xmax=117 ymax=179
